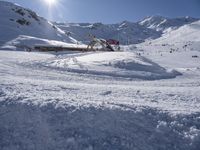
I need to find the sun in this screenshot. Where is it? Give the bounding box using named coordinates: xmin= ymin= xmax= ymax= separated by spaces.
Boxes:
xmin=44 ymin=0 xmax=57 ymax=6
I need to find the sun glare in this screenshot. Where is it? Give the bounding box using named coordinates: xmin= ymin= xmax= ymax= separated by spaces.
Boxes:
xmin=44 ymin=0 xmax=57 ymax=6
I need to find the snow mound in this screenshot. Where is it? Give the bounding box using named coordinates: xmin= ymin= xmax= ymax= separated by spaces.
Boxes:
xmin=1 ymin=35 xmax=79 ymax=51
xmin=40 ymin=52 xmax=180 ymax=80
xmin=0 ymin=1 xmax=75 ymax=47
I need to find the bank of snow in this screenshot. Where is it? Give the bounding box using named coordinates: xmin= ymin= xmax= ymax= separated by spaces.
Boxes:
xmin=37 ymin=51 xmax=180 ymax=80
xmin=1 ymin=35 xmax=82 ymax=51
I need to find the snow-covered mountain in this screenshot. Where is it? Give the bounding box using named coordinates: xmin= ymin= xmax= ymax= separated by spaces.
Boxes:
xmin=136 ymin=20 xmax=200 ymax=52
xmin=152 ymin=20 xmax=200 ymax=43
xmin=1 ymin=0 xmax=199 ymax=47
xmin=0 ymin=1 xmax=75 ymax=47
xmin=55 ymin=16 xmax=198 ymax=45
xmin=139 ymin=15 xmax=198 ymax=32
xmin=0 ymin=0 xmax=199 ymax=48
xmin=55 ymin=21 xmax=161 ymax=45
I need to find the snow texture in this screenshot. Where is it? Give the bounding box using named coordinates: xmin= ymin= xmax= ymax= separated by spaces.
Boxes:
xmin=0 ymin=48 xmax=200 ymax=150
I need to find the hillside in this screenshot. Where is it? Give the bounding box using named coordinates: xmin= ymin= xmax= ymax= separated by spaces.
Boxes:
xmin=136 ymin=20 xmax=200 ymax=52
xmin=0 ymin=1 xmax=76 ymax=48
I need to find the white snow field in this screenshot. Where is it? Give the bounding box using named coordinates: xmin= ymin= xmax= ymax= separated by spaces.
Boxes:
xmin=0 ymin=47 xmax=200 ymax=150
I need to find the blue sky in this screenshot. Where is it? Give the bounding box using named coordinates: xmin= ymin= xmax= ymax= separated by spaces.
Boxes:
xmin=4 ymin=0 xmax=200 ymax=23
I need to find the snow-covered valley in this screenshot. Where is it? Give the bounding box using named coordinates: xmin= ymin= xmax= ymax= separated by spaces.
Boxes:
xmin=0 ymin=1 xmax=200 ymax=150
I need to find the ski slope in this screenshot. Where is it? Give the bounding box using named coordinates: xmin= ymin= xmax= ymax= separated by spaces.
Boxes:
xmin=136 ymin=20 xmax=200 ymax=53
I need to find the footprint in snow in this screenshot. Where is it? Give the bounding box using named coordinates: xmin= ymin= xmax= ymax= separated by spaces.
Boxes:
xmin=100 ymin=91 xmax=112 ymax=96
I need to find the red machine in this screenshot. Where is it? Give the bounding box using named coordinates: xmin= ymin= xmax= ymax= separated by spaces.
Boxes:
xmin=106 ymin=39 xmax=120 ymax=51
xmin=106 ymin=39 xmax=120 ymax=45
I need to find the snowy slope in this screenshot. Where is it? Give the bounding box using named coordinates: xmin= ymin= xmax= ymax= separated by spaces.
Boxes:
xmin=137 ymin=20 xmax=200 ymax=52
xmin=153 ymin=20 xmax=200 ymax=43
xmin=0 ymin=1 xmax=75 ymax=48
xmin=139 ymin=15 xmax=198 ymax=32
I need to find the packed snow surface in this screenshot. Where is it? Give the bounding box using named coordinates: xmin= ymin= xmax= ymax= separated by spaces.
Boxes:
xmin=0 ymin=48 xmax=200 ymax=150
xmin=39 ymin=51 xmax=180 ymax=80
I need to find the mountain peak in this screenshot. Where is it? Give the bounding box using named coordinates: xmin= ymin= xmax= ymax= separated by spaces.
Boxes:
xmin=139 ymin=15 xmax=199 ymax=32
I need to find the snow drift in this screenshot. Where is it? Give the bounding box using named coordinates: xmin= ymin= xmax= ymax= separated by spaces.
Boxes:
xmin=36 ymin=51 xmax=181 ymax=80
xmin=1 ymin=35 xmax=79 ymax=51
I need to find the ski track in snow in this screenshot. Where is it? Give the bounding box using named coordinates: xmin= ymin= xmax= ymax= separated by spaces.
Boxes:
xmin=0 ymin=50 xmax=200 ymax=150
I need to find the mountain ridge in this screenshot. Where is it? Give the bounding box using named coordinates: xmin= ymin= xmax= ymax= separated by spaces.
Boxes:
xmin=0 ymin=0 xmax=199 ymax=47
xmin=55 ymin=16 xmax=199 ymax=45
